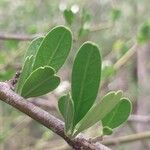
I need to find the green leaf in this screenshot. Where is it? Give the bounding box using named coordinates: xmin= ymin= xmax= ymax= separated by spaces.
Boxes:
xmin=102 ymin=98 xmax=132 ymax=129
xmin=137 ymin=21 xmax=150 ymax=43
xmin=21 ymin=66 xmax=60 ymax=98
xmin=33 ymin=26 xmax=72 ymax=72
xmin=71 ymin=42 xmax=101 ymax=126
xmin=16 ymin=56 xmax=33 ymax=94
xmin=110 ymin=8 xmax=121 ymax=22
xmin=16 ymin=37 xmax=44 ymax=93
xmin=24 ymin=37 xmax=44 ymax=61
xmin=102 ymin=126 xmax=113 ymax=135
xmin=63 ymin=9 xmax=74 ymax=25
xmin=74 ymin=91 xmax=122 ymax=136
xmin=58 ymin=94 xmax=74 ymax=135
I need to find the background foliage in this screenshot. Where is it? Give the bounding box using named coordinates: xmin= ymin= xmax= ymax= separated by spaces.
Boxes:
xmin=0 ymin=0 xmax=150 ymax=150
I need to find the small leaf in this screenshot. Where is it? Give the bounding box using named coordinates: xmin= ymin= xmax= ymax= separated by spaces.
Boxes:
xmin=16 ymin=56 xmax=33 ymax=94
xmin=63 ymin=9 xmax=74 ymax=25
xmin=21 ymin=66 xmax=60 ymax=98
xmin=71 ymin=42 xmax=101 ymax=126
xmin=102 ymin=98 xmax=132 ymax=129
xmin=24 ymin=37 xmax=44 ymax=61
xmin=58 ymin=94 xmax=74 ymax=134
xmin=110 ymin=8 xmax=121 ymax=22
xmin=137 ymin=21 xmax=150 ymax=43
xmin=74 ymin=91 xmax=122 ymax=136
xmin=102 ymin=126 xmax=113 ymax=135
xmin=33 ymin=26 xmax=72 ymax=72
xmin=16 ymin=37 xmax=44 ymax=93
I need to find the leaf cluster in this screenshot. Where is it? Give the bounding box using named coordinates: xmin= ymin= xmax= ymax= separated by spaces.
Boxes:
xmin=16 ymin=25 xmax=132 ymax=138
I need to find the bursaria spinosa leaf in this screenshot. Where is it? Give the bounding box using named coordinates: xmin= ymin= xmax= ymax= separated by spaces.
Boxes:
xmin=102 ymin=98 xmax=132 ymax=129
xmin=74 ymin=91 xmax=122 ymax=136
xmin=71 ymin=42 xmax=101 ymax=126
xmin=16 ymin=37 xmax=44 ymax=93
xmin=33 ymin=26 xmax=72 ymax=72
xmin=21 ymin=66 xmax=60 ymax=98
xmin=63 ymin=9 xmax=74 ymax=25
xmin=24 ymin=37 xmax=44 ymax=61
xmin=16 ymin=56 xmax=33 ymax=94
xmin=58 ymin=94 xmax=74 ymax=134
xmin=102 ymin=126 xmax=113 ymax=135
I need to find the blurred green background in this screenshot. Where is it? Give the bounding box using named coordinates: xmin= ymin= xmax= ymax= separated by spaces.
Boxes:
xmin=0 ymin=0 xmax=150 ymax=149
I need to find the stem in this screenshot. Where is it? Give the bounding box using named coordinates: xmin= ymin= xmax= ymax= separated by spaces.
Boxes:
xmin=101 ymin=131 xmax=150 ymax=146
xmin=0 ymin=82 xmax=110 ymax=150
xmin=114 ymin=43 xmax=137 ymax=70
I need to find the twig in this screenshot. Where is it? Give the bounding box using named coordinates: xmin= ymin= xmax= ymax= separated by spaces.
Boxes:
xmin=90 ymin=23 xmax=113 ymax=32
xmin=90 ymin=136 xmax=103 ymax=143
xmin=129 ymin=115 xmax=150 ymax=123
xmin=0 ymin=33 xmax=39 ymax=41
xmin=0 ymin=23 xmax=112 ymax=42
xmin=9 ymin=71 xmax=21 ymax=87
xmin=114 ymin=43 xmax=138 ymax=70
xmin=0 ymin=82 xmax=110 ymax=150
xmin=101 ymin=131 xmax=150 ymax=146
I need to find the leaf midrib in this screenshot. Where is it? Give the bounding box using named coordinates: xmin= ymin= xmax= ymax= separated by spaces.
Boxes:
xmin=65 ymin=96 xmax=71 ymax=129
xmin=105 ymin=103 xmax=120 ymax=127
xmin=48 ymin=31 xmax=66 ymax=66
xmin=22 ymin=74 xmax=56 ymax=97
xmin=75 ymin=50 xmax=93 ymax=117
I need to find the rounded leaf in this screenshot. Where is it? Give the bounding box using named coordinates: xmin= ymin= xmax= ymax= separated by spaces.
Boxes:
xmin=21 ymin=66 xmax=60 ymax=98
xmin=71 ymin=42 xmax=101 ymax=126
xmin=102 ymin=98 xmax=132 ymax=129
xmin=103 ymin=126 xmax=113 ymax=135
xmin=33 ymin=26 xmax=72 ymax=72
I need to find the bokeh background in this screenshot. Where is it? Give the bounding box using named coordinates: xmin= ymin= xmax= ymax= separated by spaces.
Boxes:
xmin=0 ymin=0 xmax=150 ymax=149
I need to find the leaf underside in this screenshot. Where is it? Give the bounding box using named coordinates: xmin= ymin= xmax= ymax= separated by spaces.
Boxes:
xmin=58 ymin=94 xmax=74 ymax=134
xmin=74 ymin=91 xmax=122 ymax=135
xmin=102 ymin=98 xmax=132 ymax=129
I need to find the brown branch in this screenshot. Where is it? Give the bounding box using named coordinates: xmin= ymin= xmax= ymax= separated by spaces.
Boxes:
xmin=89 ymin=23 xmax=113 ymax=32
xmin=0 ymin=33 xmax=40 ymax=41
xmin=129 ymin=115 xmax=150 ymax=123
xmin=0 ymin=82 xmax=110 ymax=150
xmin=0 ymin=24 xmax=112 ymax=42
xmin=101 ymin=131 xmax=150 ymax=146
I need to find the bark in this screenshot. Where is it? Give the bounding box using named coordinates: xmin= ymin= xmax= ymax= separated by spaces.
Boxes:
xmin=0 ymin=82 xmax=110 ymax=150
